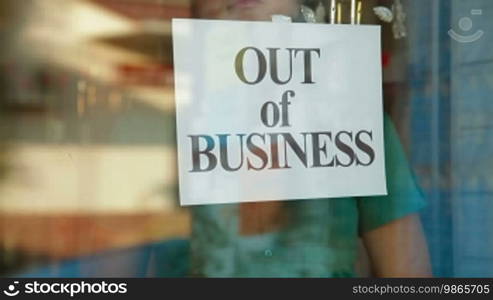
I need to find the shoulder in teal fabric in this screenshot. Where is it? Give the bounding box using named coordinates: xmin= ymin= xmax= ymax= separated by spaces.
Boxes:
xmin=189 ymin=114 xmax=426 ymax=277
xmin=357 ymin=114 xmax=427 ymax=234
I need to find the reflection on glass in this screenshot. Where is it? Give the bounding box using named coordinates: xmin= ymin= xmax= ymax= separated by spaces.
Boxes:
xmin=0 ymin=0 xmax=492 ymax=278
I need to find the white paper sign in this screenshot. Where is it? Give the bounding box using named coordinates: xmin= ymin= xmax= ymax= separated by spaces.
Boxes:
xmin=172 ymin=19 xmax=387 ymax=206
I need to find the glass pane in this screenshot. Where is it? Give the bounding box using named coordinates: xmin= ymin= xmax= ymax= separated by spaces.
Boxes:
xmin=0 ymin=0 xmax=492 ymax=278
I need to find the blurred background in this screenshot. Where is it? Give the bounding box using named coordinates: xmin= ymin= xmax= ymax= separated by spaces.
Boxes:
xmin=0 ymin=0 xmax=492 ymax=277
xmin=0 ymin=0 xmax=190 ymax=276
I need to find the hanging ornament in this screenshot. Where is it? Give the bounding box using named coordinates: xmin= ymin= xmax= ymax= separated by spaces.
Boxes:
xmin=301 ymin=5 xmax=317 ymax=23
xmin=315 ymin=2 xmax=326 ymax=23
xmin=392 ymin=0 xmax=407 ymax=39
xmin=373 ymin=0 xmax=407 ymax=39
xmin=373 ymin=6 xmax=394 ymax=23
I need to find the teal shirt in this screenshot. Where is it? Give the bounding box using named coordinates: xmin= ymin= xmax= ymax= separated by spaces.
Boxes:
xmin=190 ymin=116 xmax=426 ymax=277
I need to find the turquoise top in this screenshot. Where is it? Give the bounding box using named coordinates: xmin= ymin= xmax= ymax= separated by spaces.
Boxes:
xmin=190 ymin=115 xmax=426 ymax=277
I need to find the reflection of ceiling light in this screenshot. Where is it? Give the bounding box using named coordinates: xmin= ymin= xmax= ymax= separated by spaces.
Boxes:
xmin=68 ymin=1 xmax=137 ymax=38
xmin=90 ymin=0 xmax=190 ymax=21
xmin=26 ymin=0 xmax=137 ymax=41
xmin=17 ymin=0 xmax=150 ymax=82
xmin=12 ymin=0 xmax=184 ymax=87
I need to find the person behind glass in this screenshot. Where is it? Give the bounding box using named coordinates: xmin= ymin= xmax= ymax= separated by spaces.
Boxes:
xmin=189 ymin=0 xmax=432 ymax=277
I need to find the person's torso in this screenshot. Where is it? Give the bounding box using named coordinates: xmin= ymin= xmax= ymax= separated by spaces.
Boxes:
xmin=190 ymin=198 xmax=361 ymax=277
